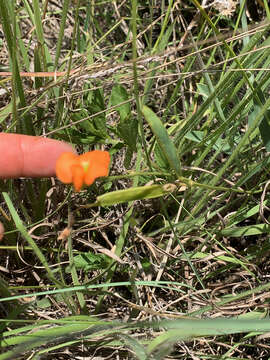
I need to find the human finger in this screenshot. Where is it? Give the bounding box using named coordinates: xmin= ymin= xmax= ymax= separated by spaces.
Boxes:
xmin=0 ymin=133 xmax=76 ymax=178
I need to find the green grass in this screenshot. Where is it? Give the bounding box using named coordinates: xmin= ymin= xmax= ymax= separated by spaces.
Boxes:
xmin=1 ymin=0 xmax=270 ymax=358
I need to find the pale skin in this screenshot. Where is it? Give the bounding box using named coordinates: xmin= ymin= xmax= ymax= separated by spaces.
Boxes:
xmin=0 ymin=133 xmax=76 ymax=238
xmin=0 ymin=133 xmax=76 ymax=178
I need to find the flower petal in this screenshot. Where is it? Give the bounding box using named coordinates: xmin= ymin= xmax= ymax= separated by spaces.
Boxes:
xmin=71 ymin=164 xmax=85 ymax=192
xmin=56 ymin=150 xmax=110 ymax=191
xmin=56 ymin=152 xmax=78 ymax=184
xmin=80 ymin=150 xmax=110 ymax=185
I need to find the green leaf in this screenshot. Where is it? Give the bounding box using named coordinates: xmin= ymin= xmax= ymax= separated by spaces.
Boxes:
xmin=36 ymin=298 xmax=52 ymax=309
xmin=110 ymin=84 xmax=131 ymax=121
xmin=197 ymin=83 xmax=210 ymax=98
xmin=185 ymin=130 xmax=231 ymax=153
xmin=124 ymin=146 xmax=134 ymax=169
xmin=118 ymin=334 xmax=147 ymax=360
xmin=66 ymin=253 xmax=110 ymax=272
xmin=117 ymin=116 xmax=138 ymax=152
xmin=72 ymin=89 xmax=108 ymax=140
xmin=110 ymin=84 xmax=137 ymax=152
xmin=154 ymin=143 xmax=170 ymax=171
xmin=220 ymin=223 xmax=270 ymax=237
xmin=72 ymin=108 xmax=107 ymax=141
xmin=142 ymin=105 xmax=181 ymax=176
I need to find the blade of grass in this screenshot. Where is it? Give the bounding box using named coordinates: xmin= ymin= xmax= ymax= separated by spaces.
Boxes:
xmin=67 ymin=231 xmax=87 ymax=312
xmin=131 ymin=0 xmax=152 ymax=172
xmin=2 ymin=192 xmax=61 ymax=286
xmin=147 ymin=318 xmax=270 ymax=356
xmin=54 ymin=0 xmax=71 ymax=69
xmin=0 ymin=280 xmax=190 ymax=303
xmin=0 ymin=0 xmax=34 ymax=134
xmin=191 ymin=92 xmax=270 ymax=217
xmin=32 ymin=0 xmax=51 ymax=71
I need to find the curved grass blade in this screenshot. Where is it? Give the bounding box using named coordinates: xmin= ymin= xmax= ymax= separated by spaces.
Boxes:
xmin=148 ymin=318 xmax=270 ymax=357
xmin=2 ymin=192 xmax=60 ymax=285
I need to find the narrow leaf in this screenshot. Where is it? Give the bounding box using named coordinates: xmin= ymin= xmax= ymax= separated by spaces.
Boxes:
xmin=142 ymin=105 xmax=181 ymax=176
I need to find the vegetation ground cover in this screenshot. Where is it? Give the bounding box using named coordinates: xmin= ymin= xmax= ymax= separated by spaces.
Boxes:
xmin=1 ymin=0 xmax=270 ymax=358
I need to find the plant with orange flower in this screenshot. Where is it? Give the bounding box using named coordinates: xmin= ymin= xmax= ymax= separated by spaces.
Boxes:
xmin=56 ymin=150 xmax=110 ymax=192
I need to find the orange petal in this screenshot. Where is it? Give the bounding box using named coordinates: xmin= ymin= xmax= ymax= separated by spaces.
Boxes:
xmin=56 ymin=152 xmax=78 ymax=184
xmin=79 ymin=150 xmax=110 ymax=186
xmin=71 ymin=164 xmax=84 ymax=192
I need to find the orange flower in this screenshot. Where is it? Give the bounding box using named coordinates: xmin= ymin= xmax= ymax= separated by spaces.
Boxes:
xmin=56 ymin=150 xmax=110 ymax=192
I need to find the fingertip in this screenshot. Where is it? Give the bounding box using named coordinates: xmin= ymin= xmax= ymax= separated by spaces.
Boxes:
xmin=0 ymin=222 xmax=5 ymax=241
xmin=0 ymin=133 xmax=77 ymax=179
xmin=22 ymin=136 xmax=77 ymax=177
